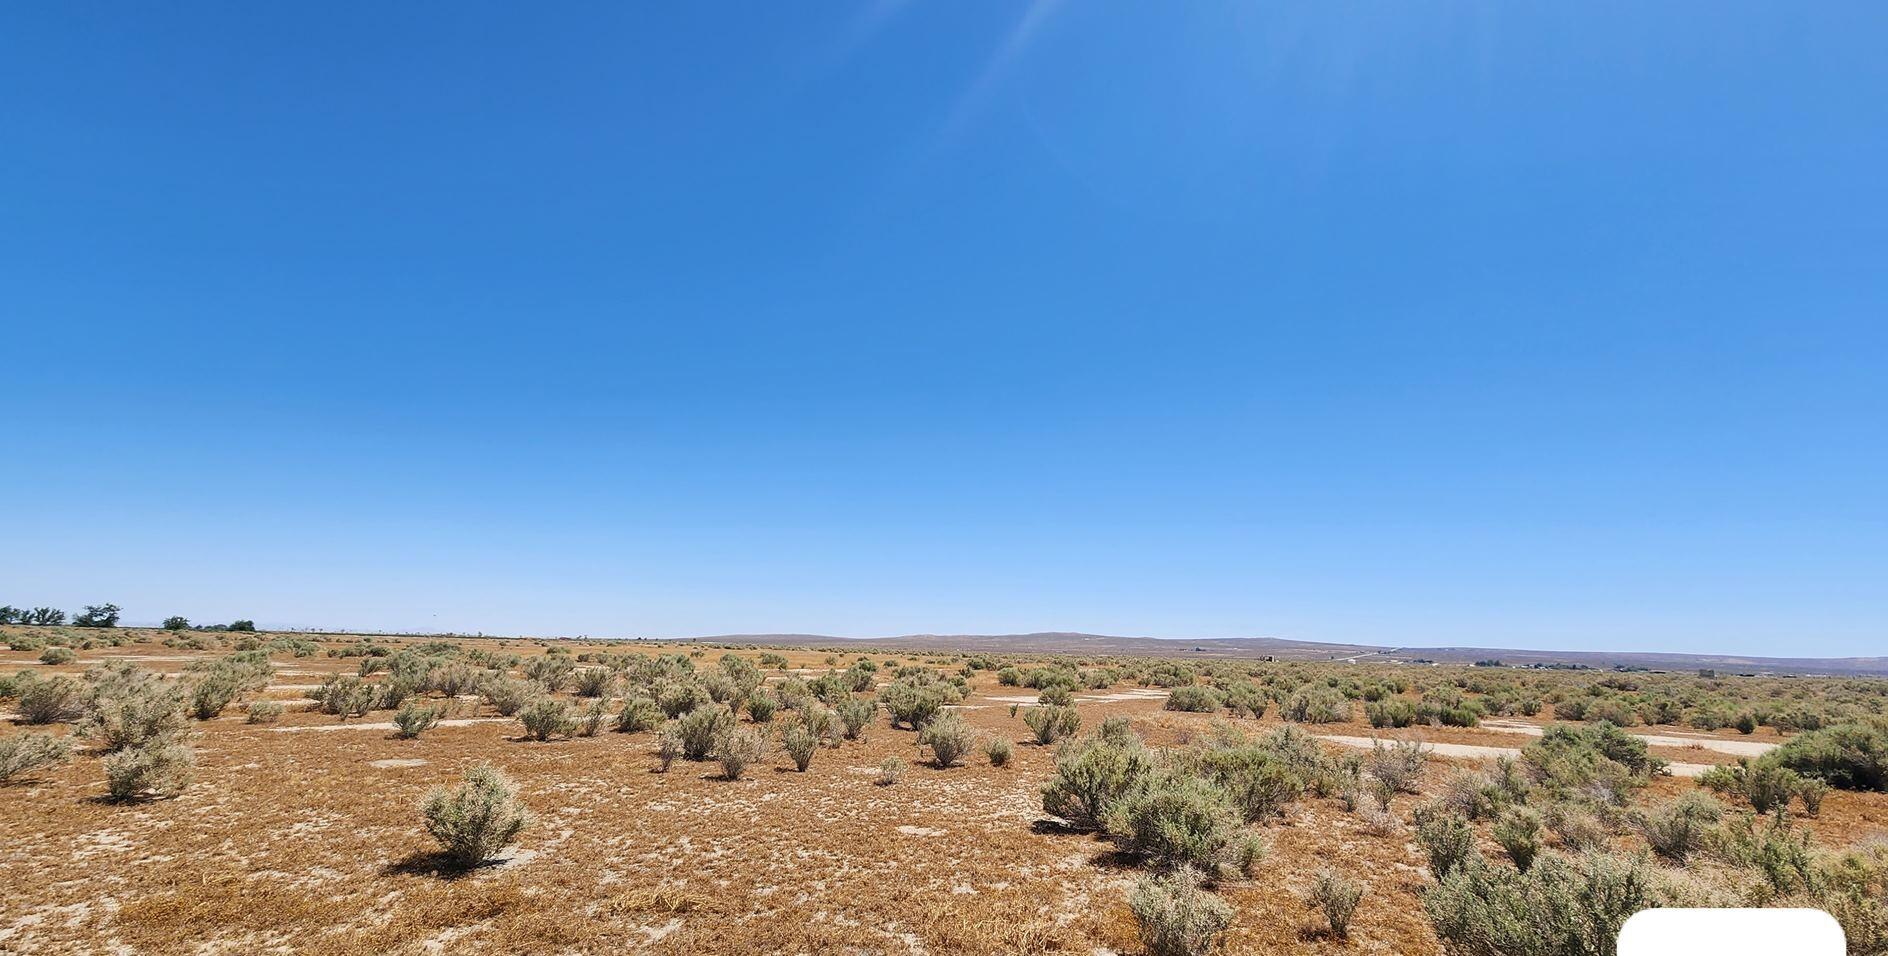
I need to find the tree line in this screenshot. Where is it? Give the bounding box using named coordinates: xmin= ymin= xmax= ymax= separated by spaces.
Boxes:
xmin=0 ymin=603 xmax=254 ymax=632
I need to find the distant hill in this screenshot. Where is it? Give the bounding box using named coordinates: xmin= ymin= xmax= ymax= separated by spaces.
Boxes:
xmin=688 ymin=631 xmax=1888 ymax=676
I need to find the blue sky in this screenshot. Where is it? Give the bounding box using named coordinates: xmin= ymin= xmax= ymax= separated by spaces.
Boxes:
xmin=3 ymin=3 xmax=1883 ymax=655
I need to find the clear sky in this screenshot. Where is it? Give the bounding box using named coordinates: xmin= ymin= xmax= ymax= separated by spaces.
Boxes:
xmin=3 ymin=3 xmax=1884 ymax=655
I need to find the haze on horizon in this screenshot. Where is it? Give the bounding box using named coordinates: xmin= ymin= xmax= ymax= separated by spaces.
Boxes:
xmin=4 ymin=4 xmax=1883 ymax=657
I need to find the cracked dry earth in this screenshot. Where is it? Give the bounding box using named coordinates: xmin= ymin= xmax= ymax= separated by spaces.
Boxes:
xmin=3 ymin=637 xmax=1883 ymax=955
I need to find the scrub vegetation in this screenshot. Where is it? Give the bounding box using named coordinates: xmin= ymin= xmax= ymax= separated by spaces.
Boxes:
xmin=3 ymin=622 xmax=1887 ymax=954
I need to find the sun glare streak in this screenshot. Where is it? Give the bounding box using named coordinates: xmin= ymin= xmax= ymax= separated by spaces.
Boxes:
xmin=938 ymin=0 xmax=1066 ymax=145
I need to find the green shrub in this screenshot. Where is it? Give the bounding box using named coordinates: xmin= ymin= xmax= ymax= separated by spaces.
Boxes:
xmin=1192 ymin=742 xmax=1303 ymax=822
xmin=575 ymin=699 xmax=609 ymax=737
xmin=676 ymin=704 xmax=735 ymax=760
xmin=103 ymin=739 xmax=194 ymax=800
xmin=1422 ymin=852 xmax=1660 ymax=956
xmin=1492 ymin=805 xmax=1544 ymax=871
xmin=919 ymin=710 xmax=975 ymax=768
xmin=82 ymin=664 xmax=189 ymax=750
xmin=1164 ymin=686 xmax=1222 ymax=713
xmin=1310 ymin=870 xmax=1365 ymax=938
xmin=985 ymin=737 xmax=1013 ymax=767
xmin=245 ymin=699 xmax=285 ymax=723
xmin=1366 ymin=737 xmax=1428 ymax=795
xmin=187 ymin=673 xmax=241 ymax=720
xmin=572 ymin=667 xmax=615 ymax=698
xmin=39 ymin=646 xmax=76 ymax=665
xmin=1367 ymin=698 xmax=1420 ymax=728
xmin=836 ymin=697 xmax=876 ymax=740
xmin=783 ymin=723 xmax=818 ymax=771
xmin=656 ymin=723 xmax=683 ymax=771
xmin=1129 ymin=869 xmax=1233 ymax=956
xmin=394 ymin=703 xmax=441 ymax=739
xmin=1023 ymin=704 xmax=1082 ymax=745
xmin=716 ymin=725 xmax=765 ymax=780
xmin=313 ymin=675 xmax=377 ymax=718
xmin=480 ymin=676 xmax=534 ymax=716
xmin=1042 ymin=733 xmax=1157 ymax=829
xmin=421 ymin=764 xmax=531 ymax=868
xmin=745 ymin=691 xmax=778 ymax=723
xmin=1280 ymin=686 xmax=1352 ymax=723
xmin=881 ymin=681 xmax=949 ymax=729
xmin=1522 ymin=722 xmax=1663 ymax=802
xmin=615 ymin=697 xmax=662 ymax=733
xmin=1103 ymin=772 xmax=1240 ymax=872
xmin=877 ymin=756 xmax=905 ymax=786
xmin=1745 ymin=763 xmax=1802 ymax=814
xmin=518 ymin=697 xmax=575 ymax=741
xmin=1767 ymin=721 xmax=1888 ymax=792
xmin=656 ymin=680 xmax=712 ymax=719
xmin=1639 ymin=791 xmax=1720 ymax=862
xmin=1797 ymin=777 xmax=1829 ymax=816
xmin=17 ymin=675 xmax=87 ymax=724
xmin=1415 ymin=806 xmax=1478 ymax=878
xmin=0 ymin=732 xmax=72 ymax=783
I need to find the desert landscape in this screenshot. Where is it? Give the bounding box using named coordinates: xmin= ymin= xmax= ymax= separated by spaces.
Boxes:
xmin=2 ymin=621 xmax=1885 ymax=955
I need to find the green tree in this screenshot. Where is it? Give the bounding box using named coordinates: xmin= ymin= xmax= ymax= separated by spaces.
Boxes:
xmin=162 ymin=616 xmax=191 ymax=631
xmin=73 ymin=604 xmax=122 ymax=628
xmin=25 ymin=607 xmax=66 ymax=626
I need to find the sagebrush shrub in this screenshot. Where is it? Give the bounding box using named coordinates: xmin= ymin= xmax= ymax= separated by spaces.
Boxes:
xmin=1493 ymin=805 xmax=1544 ymax=871
xmin=836 ymin=697 xmax=876 ymax=740
xmin=1639 ymin=791 xmax=1720 ymax=862
xmin=572 ymin=667 xmax=615 ymax=698
xmin=656 ymin=723 xmax=683 ymax=771
xmin=985 ymin=737 xmax=1013 ymax=767
xmin=1523 ymin=722 xmax=1664 ymax=803
xmin=575 ymin=700 xmax=609 ymax=737
xmin=518 ymin=697 xmax=575 ymax=741
xmin=421 ymin=764 xmax=531 ymax=868
xmin=1024 ymin=704 xmax=1082 ymax=745
xmin=480 ymin=676 xmax=534 ymax=717
xmin=783 ymin=723 xmax=818 ymax=771
xmin=1129 ymin=869 xmax=1233 ymax=956
xmin=17 ymin=675 xmax=87 ymax=724
xmin=877 ymin=756 xmax=905 ymax=786
xmin=717 ymin=726 xmax=765 ymax=780
xmin=615 ymin=697 xmax=662 ymax=733
xmin=1767 ymin=721 xmax=1888 ymax=792
xmin=82 ymin=664 xmax=189 ymax=750
xmin=1422 ymin=852 xmax=1659 ymax=956
xmin=104 ymin=738 xmax=195 ymax=801
xmin=1103 ymin=772 xmax=1240 ymax=872
xmin=39 ymin=646 xmax=77 ymax=665
xmin=313 ymin=675 xmax=376 ymax=718
xmin=676 ymin=704 xmax=735 ymax=760
xmin=0 ymin=732 xmax=72 ymax=783
xmin=919 ymin=710 xmax=975 ymax=768
xmin=394 ymin=702 xmax=441 ymax=739
xmin=1311 ymin=870 xmax=1364 ymax=938
xmin=1192 ymin=742 xmax=1303 ymax=822
xmin=745 ymin=691 xmax=778 ymax=723
xmin=1042 ymin=733 xmax=1157 ymax=829
xmin=1164 ymin=686 xmax=1222 ymax=713
xmin=1415 ymin=806 xmax=1477 ymax=878
xmin=245 ymin=699 xmax=285 ymax=723
xmin=1544 ymin=804 xmax=1608 ymax=853
xmin=1365 ymin=737 xmax=1428 ymax=795
xmin=656 ymin=680 xmax=712 ymax=719
xmin=187 ymin=673 xmax=241 ymax=720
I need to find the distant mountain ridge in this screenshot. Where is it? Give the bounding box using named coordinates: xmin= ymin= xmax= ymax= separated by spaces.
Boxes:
xmin=689 ymin=631 xmax=1888 ymax=676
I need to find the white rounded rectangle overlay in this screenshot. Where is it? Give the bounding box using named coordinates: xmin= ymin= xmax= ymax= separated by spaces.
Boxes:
xmin=1619 ymin=908 xmax=1844 ymax=956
